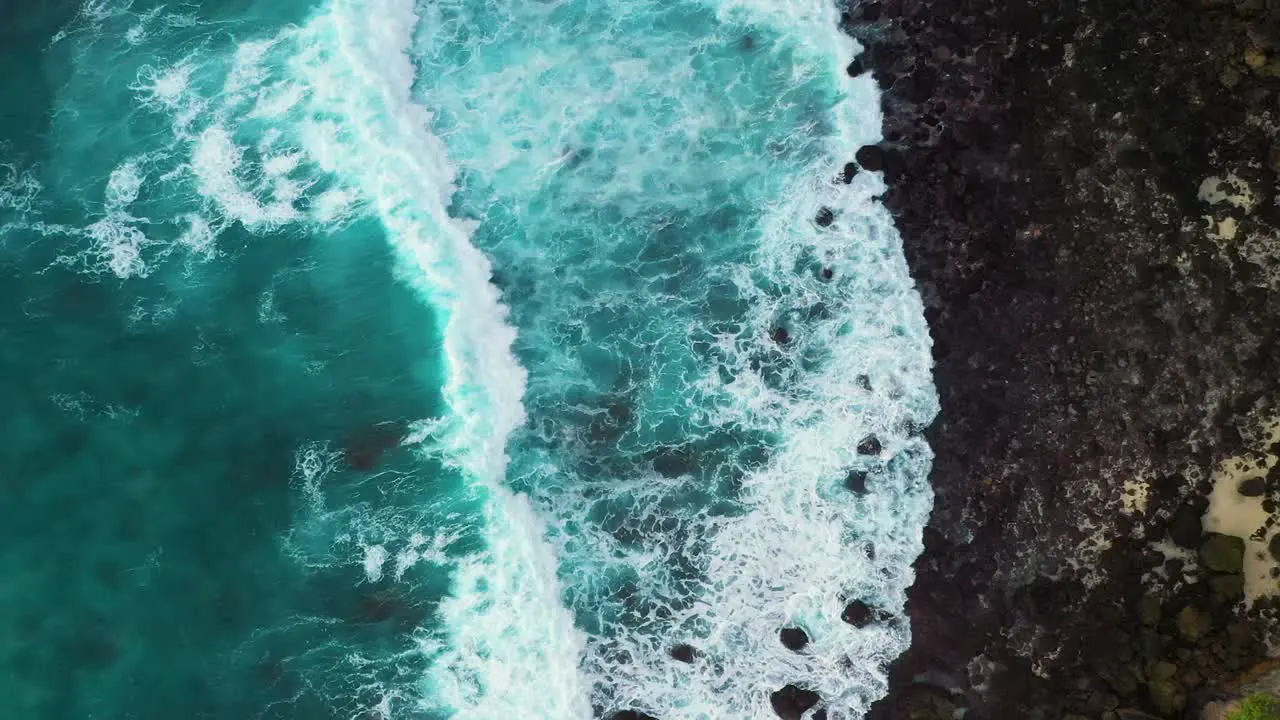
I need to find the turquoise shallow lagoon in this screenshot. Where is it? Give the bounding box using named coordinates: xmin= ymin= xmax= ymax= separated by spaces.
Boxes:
xmin=0 ymin=0 xmax=936 ymax=718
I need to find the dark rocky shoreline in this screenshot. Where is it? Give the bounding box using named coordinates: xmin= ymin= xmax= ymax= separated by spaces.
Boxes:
xmin=843 ymin=0 xmax=1280 ymax=716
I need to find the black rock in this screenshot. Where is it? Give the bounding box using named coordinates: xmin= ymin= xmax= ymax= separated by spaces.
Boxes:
xmin=857 ymin=435 xmax=882 ymax=456
xmin=779 ymin=627 xmax=810 ymax=651
xmin=820 ymin=267 xmax=834 ymax=281
xmin=855 ymin=145 xmax=886 ymax=172
xmin=1117 ymin=148 xmax=1152 ymax=168
xmin=770 ymin=684 xmax=821 ymax=720
xmin=845 ymin=470 xmax=869 ymax=494
xmin=1200 ymin=533 xmax=1246 ymax=573
xmin=1210 ymin=572 xmax=1245 ymax=599
xmin=841 ymin=600 xmax=875 ymax=627
xmin=669 ymin=644 xmax=697 ymax=663
xmin=882 ymin=150 xmax=906 ymax=183
xmin=845 ymin=57 xmax=866 ymax=77
xmin=899 ymin=419 xmax=926 ymax=438
xmin=613 ymin=712 xmax=659 ymax=720
xmin=1270 ymin=534 xmax=1280 ymax=563
xmin=1138 ymin=595 xmax=1162 ymax=626
xmin=909 ymin=66 xmax=938 ymax=103
xmin=1238 ymin=476 xmax=1266 ymax=496
xmin=827 ymin=0 xmax=1280 ymax=704
xmin=772 ymin=327 xmax=791 ymax=345
xmin=815 ymin=207 xmax=835 ymax=227
xmin=840 ymin=162 xmax=858 ymax=183
xmin=1168 ymin=503 xmax=1205 ymax=549
xmin=606 ymin=399 xmax=633 ymax=426
xmin=1113 ymin=709 xmax=1162 ymax=720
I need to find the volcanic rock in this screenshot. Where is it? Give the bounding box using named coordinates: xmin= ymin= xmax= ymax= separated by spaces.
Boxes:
xmin=780 ymin=627 xmax=810 ymax=651
xmin=1200 ymin=535 xmax=1246 ymax=574
xmin=770 ymin=684 xmax=821 ymax=720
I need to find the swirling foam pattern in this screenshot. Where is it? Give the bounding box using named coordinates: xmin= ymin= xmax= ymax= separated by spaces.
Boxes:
xmin=411 ymin=1 xmax=937 ymax=717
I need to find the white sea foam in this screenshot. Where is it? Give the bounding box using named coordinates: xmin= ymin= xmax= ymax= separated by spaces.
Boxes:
xmin=406 ymin=1 xmax=936 ymax=718
xmin=105 ymin=0 xmax=591 ymax=714
xmin=281 ymin=3 xmax=592 ymax=713
xmin=0 ymin=159 xmax=43 ymax=215
xmin=105 ymin=161 xmax=144 ymax=208
xmin=363 ymin=544 xmax=390 ymax=582
xmin=83 ymin=158 xmax=159 ymax=278
xmin=191 ymin=125 xmax=300 ymax=227
xmin=84 ymin=218 xmax=149 ymax=278
xmin=40 ymin=0 xmax=936 ymax=715
xmin=176 ymin=213 xmax=217 ymax=257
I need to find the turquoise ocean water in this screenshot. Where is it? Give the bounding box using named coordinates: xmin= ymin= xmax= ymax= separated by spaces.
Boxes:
xmin=0 ymin=0 xmax=937 ymax=718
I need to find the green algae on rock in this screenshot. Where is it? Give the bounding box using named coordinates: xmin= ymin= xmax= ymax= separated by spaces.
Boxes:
xmin=1202 ymin=534 xmax=1248 ymax=574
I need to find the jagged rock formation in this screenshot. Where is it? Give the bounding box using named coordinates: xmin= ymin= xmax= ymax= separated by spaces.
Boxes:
xmin=844 ymin=0 xmax=1280 ymax=715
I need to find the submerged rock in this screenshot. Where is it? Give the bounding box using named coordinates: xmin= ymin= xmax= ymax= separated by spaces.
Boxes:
xmin=341 ymin=420 xmax=407 ymax=471
xmin=845 ymin=470 xmax=869 ymax=494
xmin=353 ymin=590 xmax=425 ymax=631
xmin=651 ymin=448 xmax=696 ymax=478
xmin=668 ymin=644 xmax=697 ymax=663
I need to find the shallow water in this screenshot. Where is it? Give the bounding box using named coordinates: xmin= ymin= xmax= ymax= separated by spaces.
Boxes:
xmin=0 ymin=0 xmax=936 ymax=718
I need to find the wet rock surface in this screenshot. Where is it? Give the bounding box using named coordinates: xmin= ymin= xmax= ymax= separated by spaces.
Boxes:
xmin=771 ymin=684 xmax=822 ymax=720
xmin=780 ymin=627 xmax=811 ymax=652
xmin=1201 ymin=534 xmax=1247 ymax=574
xmin=837 ymin=0 xmax=1280 ymax=715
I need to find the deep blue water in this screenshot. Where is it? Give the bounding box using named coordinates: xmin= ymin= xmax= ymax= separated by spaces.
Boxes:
xmin=0 ymin=0 xmax=937 ymax=718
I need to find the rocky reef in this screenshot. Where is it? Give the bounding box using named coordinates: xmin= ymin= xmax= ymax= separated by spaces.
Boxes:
xmin=843 ymin=0 xmax=1280 ymax=716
